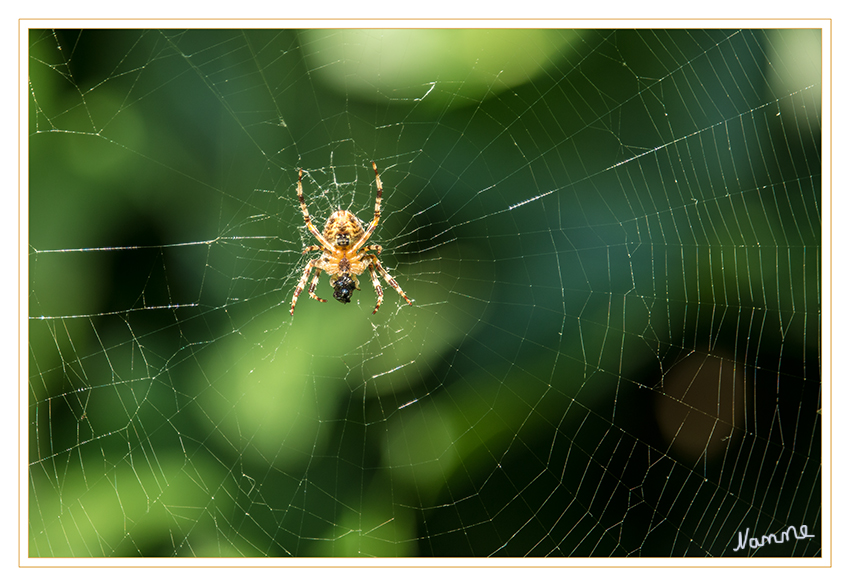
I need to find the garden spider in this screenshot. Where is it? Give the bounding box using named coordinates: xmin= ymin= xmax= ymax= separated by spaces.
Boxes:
xmin=289 ymin=161 xmax=413 ymax=315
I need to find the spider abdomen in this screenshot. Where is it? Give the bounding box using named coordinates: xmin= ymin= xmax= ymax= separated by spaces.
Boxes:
xmin=323 ymin=211 xmax=364 ymax=251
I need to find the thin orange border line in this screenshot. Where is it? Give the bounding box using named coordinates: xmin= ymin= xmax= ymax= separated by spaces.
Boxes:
xmin=19 ymin=20 xmax=831 ymax=569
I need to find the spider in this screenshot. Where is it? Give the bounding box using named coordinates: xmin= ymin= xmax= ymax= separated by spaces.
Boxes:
xmin=289 ymin=161 xmax=413 ymax=315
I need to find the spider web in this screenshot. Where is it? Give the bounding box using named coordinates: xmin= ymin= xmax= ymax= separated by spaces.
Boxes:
xmin=24 ymin=25 xmax=826 ymax=560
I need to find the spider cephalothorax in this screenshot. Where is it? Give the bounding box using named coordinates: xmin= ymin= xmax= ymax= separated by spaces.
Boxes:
xmin=289 ymin=162 xmax=413 ymax=315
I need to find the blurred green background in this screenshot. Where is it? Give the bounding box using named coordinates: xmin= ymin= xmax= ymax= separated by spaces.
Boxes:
xmin=28 ymin=29 xmax=821 ymax=557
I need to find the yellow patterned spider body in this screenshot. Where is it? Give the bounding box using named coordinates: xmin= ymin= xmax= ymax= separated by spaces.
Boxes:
xmin=289 ymin=161 xmax=413 ymax=315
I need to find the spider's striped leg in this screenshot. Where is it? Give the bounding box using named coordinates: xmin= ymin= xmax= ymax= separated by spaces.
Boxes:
xmin=361 ymin=246 xmax=383 ymax=313
xmin=367 ymin=264 xmax=384 ymax=314
xmin=307 ymin=267 xmax=327 ymax=303
xmin=291 ymin=259 xmax=324 ymax=315
xmin=350 ymin=162 xmax=383 ymax=250
xmin=365 ymin=254 xmax=412 ymax=313
xmin=297 ymin=168 xmax=334 ymax=249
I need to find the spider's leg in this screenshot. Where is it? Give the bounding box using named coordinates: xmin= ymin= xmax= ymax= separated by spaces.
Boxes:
xmin=365 ymin=254 xmax=412 ymax=313
xmin=297 ymin=168 xmax=334 ymax=249
xmin=302 ymin=245 xmax=321 ymax=254
xmin=367 ymin=264 xmax=383 ymax=314
xmin=290 ymin=258 xmax=319 ymax=315
xmin=307 ymin=266 xmax=327 ymax=303
xmin=350 ymin=162 xmax=383 ymax=251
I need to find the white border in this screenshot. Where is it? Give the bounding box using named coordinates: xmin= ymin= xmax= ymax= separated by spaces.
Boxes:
xmin=16 ymin=17 xmax=836 ymax=575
